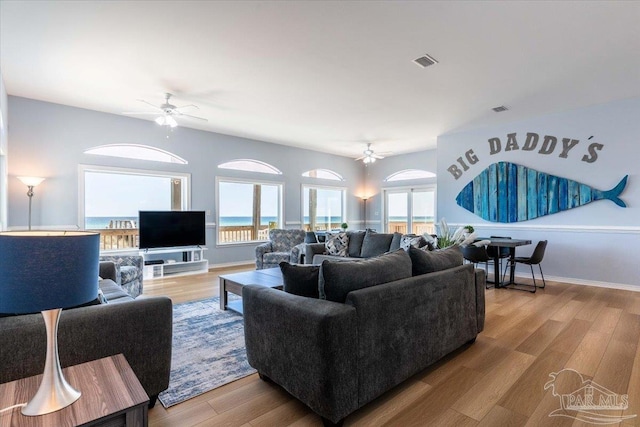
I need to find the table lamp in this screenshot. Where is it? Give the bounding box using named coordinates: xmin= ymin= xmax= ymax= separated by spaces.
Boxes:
xmin=0 ymin=231 xmax=100 ymax=416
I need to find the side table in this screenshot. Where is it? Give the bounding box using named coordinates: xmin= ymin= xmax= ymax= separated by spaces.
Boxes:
xmin=0 ymin=354 xmax=149 ymax=426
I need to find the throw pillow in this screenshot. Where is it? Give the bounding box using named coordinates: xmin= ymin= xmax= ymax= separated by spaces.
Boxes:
xmin=325 ymin=232 xmax=349 ymax=257
xmin=347 ymin=230 xmax=366 ymax=257
xmin=360 ymin=230 xmax=394 ymax=258
xmin=319 ymin=249 xmax=412 ymax=302
xmin=279 ymin=262 xmax=320 ymax=298
xmin=389 ymin=232 xmax=403 ymax=251
xmin=409 ymin=245 xmax=463 ymax=276
xmin=400 ymin=235 xmax=427 ymax=251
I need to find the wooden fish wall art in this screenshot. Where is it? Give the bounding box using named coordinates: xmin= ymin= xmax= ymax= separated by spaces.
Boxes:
xmin=456 ymin=161 xmax=628 ymax=222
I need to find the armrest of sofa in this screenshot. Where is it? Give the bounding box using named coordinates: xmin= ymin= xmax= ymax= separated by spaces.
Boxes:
xmin=0 ymin=296 xmax=173 ymax=400
xmin=474 ymin=268 xmax=486 ymax=332
xmin=304 ymin=242 xmax=327 ymax=264
xmin=243 ymin=286 xmax=358 ymax=423
xmin=99 ymin=261 xmax=118 ymax=282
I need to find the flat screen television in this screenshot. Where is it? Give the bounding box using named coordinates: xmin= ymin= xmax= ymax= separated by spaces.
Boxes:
xmin=139 ymin=211 xmax=206 ymax=249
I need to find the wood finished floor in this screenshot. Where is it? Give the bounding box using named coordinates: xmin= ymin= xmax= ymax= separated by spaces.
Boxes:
xmin=145 ymin=267 xmax=640 ymax=427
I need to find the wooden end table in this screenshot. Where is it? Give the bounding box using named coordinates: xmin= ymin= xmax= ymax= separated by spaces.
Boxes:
xmin=0 ymin=354 xmax=149 ymax=426
xmin=219 ymin=268 xmax=283 ymax=314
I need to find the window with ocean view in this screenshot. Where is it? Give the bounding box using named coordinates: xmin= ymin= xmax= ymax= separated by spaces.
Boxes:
xmin=217 ymin=179 xmax=282 ymax=244
xmin=384 ymin=187 xmax=435 ymax=235
xmin=302 ymin=185 xmax=346 ymax=231
xmin=80 ymin=165 xmax=190 ymax=250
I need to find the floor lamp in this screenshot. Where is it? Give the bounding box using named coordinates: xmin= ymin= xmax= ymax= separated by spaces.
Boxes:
xmin=362 ymin=197 xmax=368 ymax=230
xmin=17 ymin=176 xmax=45 ymax=230
xmin=0 ymin=231 xmax=100 ymax=416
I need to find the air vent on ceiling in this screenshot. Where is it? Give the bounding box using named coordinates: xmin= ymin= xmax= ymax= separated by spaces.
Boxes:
xmin=492 ymin=105 xmax=509 ymax=112
xmin=413 ymin=54 xmax=438 ymax=68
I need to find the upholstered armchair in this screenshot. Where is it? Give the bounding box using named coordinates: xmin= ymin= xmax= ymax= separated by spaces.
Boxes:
xmin=255 ymin=229 xmax=306 ymax=270
xmin=98 ymin=255 xmax=144 ymax=297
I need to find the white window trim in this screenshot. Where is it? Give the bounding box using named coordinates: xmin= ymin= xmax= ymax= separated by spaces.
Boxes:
xmin=215 ymin=176 xmax=285 ymax=247
xmin=382 ymin=184 xmax=436 ymax=234
xmin=300 ymin=183 xmax=348 ymax=231
xmin=78 ymin=164 xmax=191 ymax=230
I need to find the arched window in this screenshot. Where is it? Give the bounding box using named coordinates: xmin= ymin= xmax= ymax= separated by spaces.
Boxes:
xmin=218 ymin=159 xmax=282 ymax=175
xmin=384 ymin=169 xmax=436 ymax=182
xmin=84 ymin=144 xmax=187 ymax=164
xmin=302 ymin=169 xmax=343 ymax=181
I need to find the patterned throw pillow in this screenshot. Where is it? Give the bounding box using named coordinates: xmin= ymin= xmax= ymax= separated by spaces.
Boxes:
xmin=400 ymin=235 xmax=427 ymax=251
xmin=325 ymin=232 xmax=349 ymax=257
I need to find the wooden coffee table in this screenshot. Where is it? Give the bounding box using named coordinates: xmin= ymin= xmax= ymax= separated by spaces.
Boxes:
xmin=219 ymin=268 xmax=283 ymax=314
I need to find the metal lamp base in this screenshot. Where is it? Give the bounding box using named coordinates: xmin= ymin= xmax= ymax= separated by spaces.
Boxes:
xmin=21 ymin=308 xmax=81 ymax=416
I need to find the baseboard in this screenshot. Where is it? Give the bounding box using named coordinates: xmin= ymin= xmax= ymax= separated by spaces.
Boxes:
xmin=510 ymin=272 xmax=640 ymax=293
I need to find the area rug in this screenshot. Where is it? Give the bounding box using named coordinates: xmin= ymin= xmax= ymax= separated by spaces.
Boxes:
xmin=158 ymin=296 xmax=256 ymax=408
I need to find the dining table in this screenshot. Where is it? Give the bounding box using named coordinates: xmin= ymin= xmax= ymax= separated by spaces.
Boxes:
xmin=483 ymin=237 xmax=532 ymax=287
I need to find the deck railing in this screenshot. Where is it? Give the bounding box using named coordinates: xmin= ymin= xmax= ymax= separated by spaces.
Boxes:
xmin=92 ymin=223 xmax=436 ymax=250
xmin=387 ymin=221 xmax=435 ymax=235
xmin=90 ymin=228 xmax=139 ymax=250
xmin=217 ymin=226 xmax=269 ymax=243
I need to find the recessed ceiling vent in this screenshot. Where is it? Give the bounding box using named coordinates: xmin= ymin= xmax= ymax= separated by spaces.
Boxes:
xmin=413 ymin=54 xmax=438 ymax=68
xmin=492 ymin=105 xmax=509 ymax=112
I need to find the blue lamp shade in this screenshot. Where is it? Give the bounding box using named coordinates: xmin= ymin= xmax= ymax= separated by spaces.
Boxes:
xmin=0 ymin=231 xmax=100 ymax=314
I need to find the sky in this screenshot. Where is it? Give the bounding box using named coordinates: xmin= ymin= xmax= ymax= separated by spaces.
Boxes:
xmin=85 ymin=172 xmax=171 ymax=216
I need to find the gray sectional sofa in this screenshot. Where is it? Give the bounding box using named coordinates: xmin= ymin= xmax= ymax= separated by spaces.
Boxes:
xmin=243 ymin=248 xmax=485 ymax=425
xmin=304 ymin=230 xmax=404 ymax=264
xmin=0 ymin=262 xmax=172 ymax=407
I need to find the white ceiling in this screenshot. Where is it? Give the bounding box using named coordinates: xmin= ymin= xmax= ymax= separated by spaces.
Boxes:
xmin=1 ymin=1 xmax=639 ymax=158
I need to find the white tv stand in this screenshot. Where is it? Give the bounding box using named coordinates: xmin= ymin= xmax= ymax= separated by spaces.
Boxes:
xmin=140 ymin=246 xmax=208 ymax=280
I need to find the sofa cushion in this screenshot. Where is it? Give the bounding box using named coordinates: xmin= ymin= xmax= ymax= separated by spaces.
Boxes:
xmin=279 ymin=262 xmax=320 ymax=298
xmin=320 ymin=249 xmax=412 ymax=302
xmin=409 ymin=245 xmax=463 ymax=276
xmin=347 ymin=231 xmax=366 ymax=257
xmin=360 ymin=231 xmax=394 ymax=258
xmin=325 ymin=232 xmax=349 ymax=257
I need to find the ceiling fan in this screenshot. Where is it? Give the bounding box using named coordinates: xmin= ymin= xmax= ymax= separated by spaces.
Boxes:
xmin=123 ymin=93 xmax=208 ymax=128
xmin=355 ymin=143 xmax=391 ymax=164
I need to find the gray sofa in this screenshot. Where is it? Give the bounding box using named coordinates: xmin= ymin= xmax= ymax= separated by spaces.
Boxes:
xmin=0 ymin=262 xmax=172 ymax=408
xmin=243 ymin=249 xmax=485 ymax=425
xmin=304 ymin=230 xmax=420 ymax=264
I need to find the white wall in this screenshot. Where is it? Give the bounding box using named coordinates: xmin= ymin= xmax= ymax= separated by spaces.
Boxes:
xmin=437 ymin=97 xmax=640 ymax=288
xmin=7 ymin=96 xmax=364 ymax=266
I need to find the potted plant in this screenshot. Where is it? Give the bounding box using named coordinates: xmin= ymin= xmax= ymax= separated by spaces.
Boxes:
xmin=341 ymin=222 xmax=348 ymax=231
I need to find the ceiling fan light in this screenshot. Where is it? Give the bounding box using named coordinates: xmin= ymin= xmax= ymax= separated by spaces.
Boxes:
xmin=155 ymin=116 xmax=166 ymax=126
xmin=166 ymin=116 xmax=178 ymax=128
